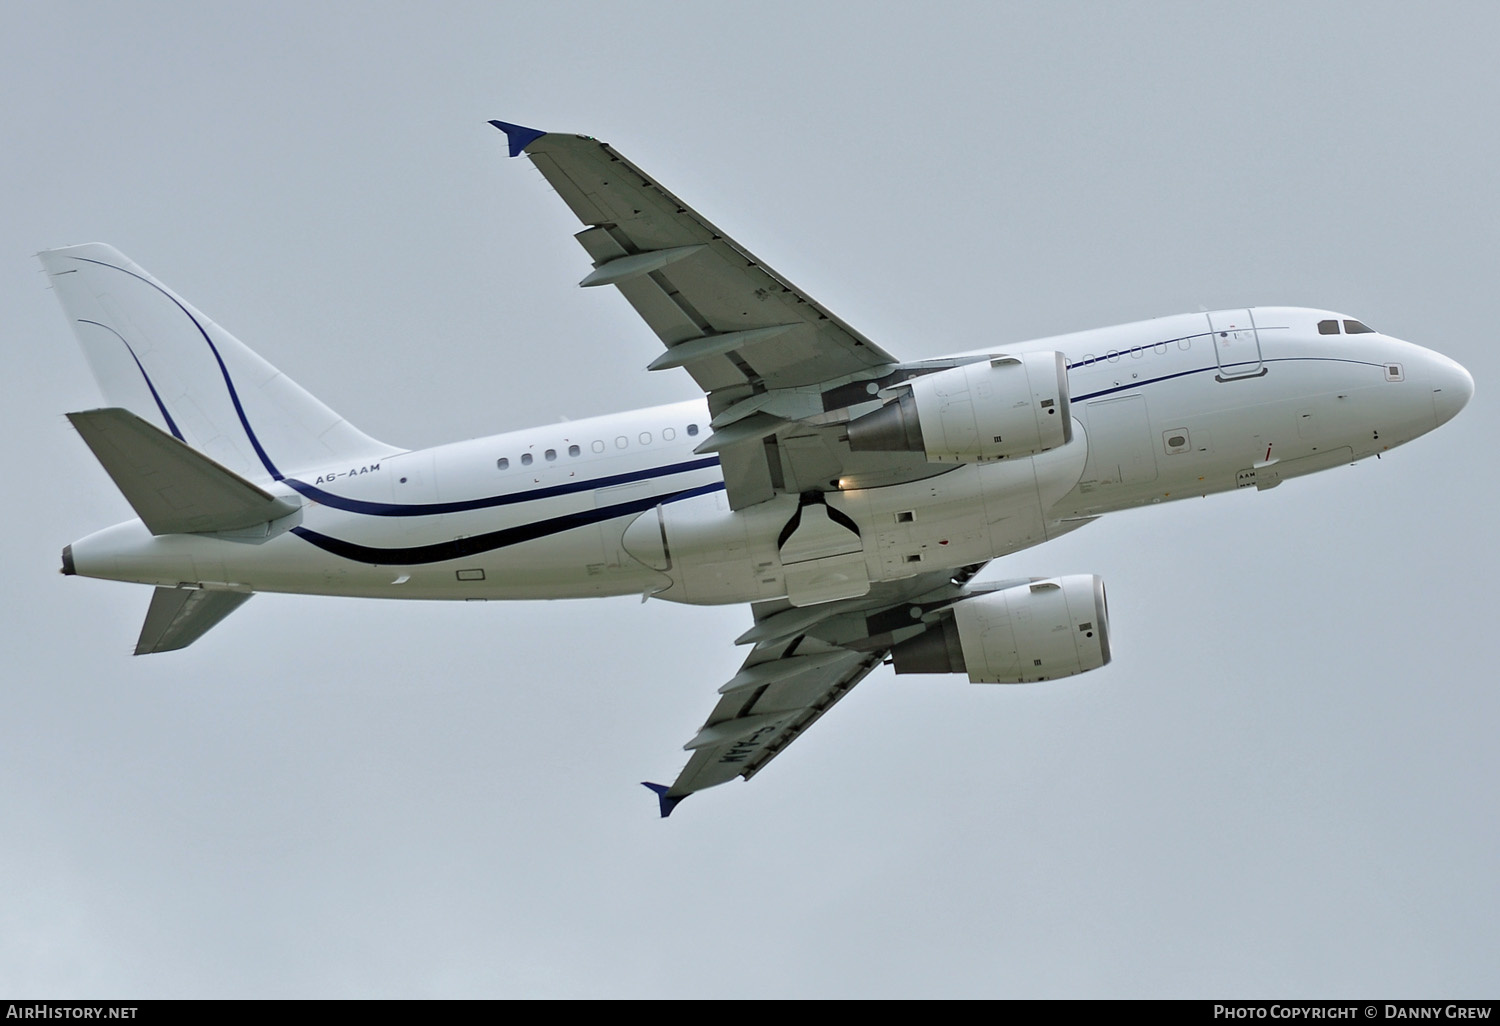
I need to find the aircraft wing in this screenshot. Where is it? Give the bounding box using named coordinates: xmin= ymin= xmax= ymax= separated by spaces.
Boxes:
xmin=493 ymin=121 xmax=923 ymax=508
xmin=645 ymin=565 xmax=989 ymax=816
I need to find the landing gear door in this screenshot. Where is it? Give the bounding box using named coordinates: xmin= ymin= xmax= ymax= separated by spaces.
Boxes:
xmin=1207 ymin=310 xmax=1264 ymax=380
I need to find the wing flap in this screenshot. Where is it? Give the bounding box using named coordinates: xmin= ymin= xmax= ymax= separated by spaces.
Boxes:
xmin=68 ymin=408 xmax=299 ymax=535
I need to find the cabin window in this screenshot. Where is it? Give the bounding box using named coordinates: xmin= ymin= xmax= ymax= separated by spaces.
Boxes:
xmin=545 ymin=449 xmax=557 ymax=462
xmin=663 ymin=427 xmax=676 ymax=441
xmin=686 ymin=424 xmax=699 ymax=436
xmin=1318 ymin=319 xmax=1340 ymax=335
xmin=1344 ymin=319 xmax=1375 ymax=334
xmin=521 ymin=453 xmax=533 ymax=466
xmin=496 ymin=457 xmax=509 ymax=470
xmin=615 ymin=435 xmax=628 ymax=449
xmin=591 ymin=440 xmax=605 ymax=453
xmin=639 ymin=431 xmax=652 ymax=445
xmin=568 ymin=444 xmax=581 ymax=457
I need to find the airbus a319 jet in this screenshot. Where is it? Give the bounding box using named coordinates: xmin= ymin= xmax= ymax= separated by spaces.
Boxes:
xmin=45 ymin=121 xmax=1473 ymax=816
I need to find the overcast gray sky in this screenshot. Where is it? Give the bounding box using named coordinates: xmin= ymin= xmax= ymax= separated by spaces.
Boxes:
xmin=3 ymin=1 xmax=1496 ymax=998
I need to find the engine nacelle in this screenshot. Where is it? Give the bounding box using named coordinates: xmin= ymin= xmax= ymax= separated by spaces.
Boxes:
xmin=890 ymin=575 xmax=1110 ymax=683
xmin=848 ymin=351 xmax=1072 ymax=463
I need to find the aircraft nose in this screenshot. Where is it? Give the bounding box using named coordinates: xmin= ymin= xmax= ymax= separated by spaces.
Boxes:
xmin=1430 ymin=352 xmax=1474 ymax=427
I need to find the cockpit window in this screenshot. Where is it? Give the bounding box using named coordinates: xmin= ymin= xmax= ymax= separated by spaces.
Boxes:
xmin=1343 ymin=319 xmax=1375 ymax=334
xmin=1318 ymin=319 xmax=1340 ymax=335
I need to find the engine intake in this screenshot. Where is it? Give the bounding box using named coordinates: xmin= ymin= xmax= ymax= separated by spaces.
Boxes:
xmin=891 ymin=575 xmax=1110 ymax=683
xmin=848 ymin=351 xmax=1072 ymax=463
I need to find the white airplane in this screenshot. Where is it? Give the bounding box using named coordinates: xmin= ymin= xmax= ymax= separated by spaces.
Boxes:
xmin=45 ymin=120 xmax=1473 ymax=816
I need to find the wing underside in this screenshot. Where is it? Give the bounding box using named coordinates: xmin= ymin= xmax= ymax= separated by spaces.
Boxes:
xmin=645 ymin=566 xmax=990 ymax=815
xmin=494 ymin=122 xmax=912 ymax=508
xmin=499 ymin=124 xmax=897 ymax=393
xmin=667 ymin=646 xmax=884 ymax=798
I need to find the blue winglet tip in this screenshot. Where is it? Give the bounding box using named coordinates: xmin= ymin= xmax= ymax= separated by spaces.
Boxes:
xmin=642 ymin=782 xmax=685 ymax=819
xmin=489 ymin=120 xmax=546 ymax=157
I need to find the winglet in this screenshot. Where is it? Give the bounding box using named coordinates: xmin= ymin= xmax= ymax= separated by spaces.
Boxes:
xmin=488 ymin=120 xmax=546 ymax=157
xmin=641 ymin=782 xmax=686 ymax=819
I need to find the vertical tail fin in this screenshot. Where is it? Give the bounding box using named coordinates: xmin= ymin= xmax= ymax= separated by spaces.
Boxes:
xmin=41 ymin=243 xmax=396 ymax=483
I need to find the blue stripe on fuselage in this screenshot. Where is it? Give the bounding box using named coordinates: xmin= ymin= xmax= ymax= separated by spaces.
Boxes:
xmin=291 ymin=481 xmax=725 ymax=565
xmin=284 ymin=455 xmax=722 ymax=516
xmin=1069 ymin=354 xmax=1384 ymax=402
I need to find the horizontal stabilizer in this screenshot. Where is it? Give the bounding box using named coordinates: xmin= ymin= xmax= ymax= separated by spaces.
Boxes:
xmin=68 ymin=408 xmax=299 ymax=535
xmin=136 ymin=586 xmax=252 ymax=655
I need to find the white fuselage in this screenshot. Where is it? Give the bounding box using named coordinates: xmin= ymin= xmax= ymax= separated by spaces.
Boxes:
xmin=67 ymin=306 xmax=1469 ymax=605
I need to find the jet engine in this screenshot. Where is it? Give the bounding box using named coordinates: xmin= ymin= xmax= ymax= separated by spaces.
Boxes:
xmin=847 ymin=351 xmax=1072 ymax=463
xmin=890 ymin=575 xmax=1109 ymax=683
